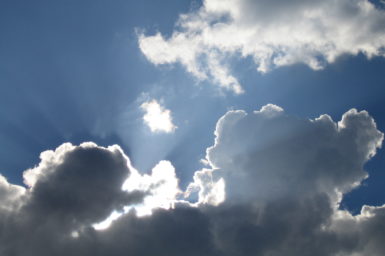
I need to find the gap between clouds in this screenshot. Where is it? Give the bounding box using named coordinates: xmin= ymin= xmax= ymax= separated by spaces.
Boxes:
xmin=0 ymin=104 xmax=384 ymax=255
xmin=139 ymin=0 xmax=385 ymax=93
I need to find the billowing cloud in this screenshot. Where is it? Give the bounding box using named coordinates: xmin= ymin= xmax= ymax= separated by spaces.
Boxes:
xmin=141 ymin=99 xmax=177 ymax=133
xmin=122 ymin=160 xmax=181 ymax=217
xmin=139 ymin=0 xmax=385 ymax=93
xmin=0 ymin=142 xmax=184 ymax=255
xmin=1 ymin=105 xmax=385 ymax=255
xmin=201 ymin=104 xmax=383 ymax=204
xmin=0 ymin=175 xmax=25 ymax=212
xmin=187 ymin=104 xmax=384 ymax=255
xmin=94 ymin=159 xmax=181 ymax=229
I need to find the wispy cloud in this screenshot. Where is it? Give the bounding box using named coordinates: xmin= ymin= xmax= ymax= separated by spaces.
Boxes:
xmin=139 ymin=0 xmax=385 ymax=93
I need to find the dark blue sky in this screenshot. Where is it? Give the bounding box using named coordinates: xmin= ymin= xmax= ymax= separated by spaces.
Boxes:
xmin=1 ymin=0 xmax=384 ymax=215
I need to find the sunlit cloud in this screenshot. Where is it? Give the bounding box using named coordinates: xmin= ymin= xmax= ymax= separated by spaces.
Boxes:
xmin=2 ymin=0 xmax=385 ymax=254
xmin=0 ymin=105 xmax=384 ymax=255
xmin=92 ymin=210 xmax=122 ymax=230
xmin=185 ymin=168 xmax=225 ymax=206
xmin=123 ymin=160 xmax=181 ymax=215
xmin=94 ymin=160 xmax=182 ymax=230
xmin=140 ymin=99 xmax=177 ymax=133
xmin=139 ymin=0 xmax=385 ymax=93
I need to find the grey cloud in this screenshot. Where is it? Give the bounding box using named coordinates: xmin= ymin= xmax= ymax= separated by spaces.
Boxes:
xmin=0 ymin=175 xmax=25 ymax=212
xmin=205 ymin=194 xmax=336 ymax=256
xmin=0 ymin=105 xmax=384 ymax=255
xmin=187 ymin=104 xmax=384 ymax=255
xmin=92 ymin=206 xmax=217 ymax=256
xmin=22 ymin=143 xmax=144 ymax=226
xmin=0 ymin=143 xmax=145 ymax=256
xmin=355 ymin=206 xmax=385 ymax=255
xmin=205 ymin=105 xmax=383 ymax=204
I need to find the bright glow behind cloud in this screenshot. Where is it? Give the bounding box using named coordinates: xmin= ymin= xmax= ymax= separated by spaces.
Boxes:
xmin=141 ymin=99 xmax=177 ymax=133
xmin=1 ymin=106 xmax=385 ymax=255
xmin=139 ymin=0 xmax=385 ymax=93
xmin=122 ymin=160 xmax=181 ymax=217
xmin=94 ymin=160 xmax=182 ymax=230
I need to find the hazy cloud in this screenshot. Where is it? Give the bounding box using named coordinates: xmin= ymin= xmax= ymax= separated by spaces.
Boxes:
xmin=139 ymin=0 xmax=385 ymax=93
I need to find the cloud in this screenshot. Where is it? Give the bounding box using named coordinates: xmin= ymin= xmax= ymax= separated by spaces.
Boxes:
xmin=94 ymin=159 xmax=181 ymax=229
xmin=139 ymin=0 xmax=385 ymax=93
xmin=0 ymin=175 xmax=25 ymax=212
xmin=121 ymin=160 xmax=181 ymax=217
xmin=0 ymin=142 xmax=146 ymax=255
xmin=141 ymin=99 xmax=177 ymax=133
xmin=185 ymin=168 xmax=225 ymax=206
xmin=0 ymin=105 xmax=385 ymax=255
xmin=201 ymin=104 xmax=383 ymax=204
xmin=183 ymin=104 xmax=384 ymax=255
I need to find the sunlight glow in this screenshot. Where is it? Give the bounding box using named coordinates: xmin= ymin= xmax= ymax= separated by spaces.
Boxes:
xmin=141 ymin=99 xmax=177 ymax=133
xmin=123 ymin=160 xmax=181 ymax=215
xmin=93 ymin=211 xmax=122 ymax=230
xmin=93 ymin=160 xmax=181 ymax=230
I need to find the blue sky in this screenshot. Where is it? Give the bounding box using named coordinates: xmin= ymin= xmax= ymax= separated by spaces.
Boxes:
xmin=1 ymin=0 xmax=385 ymax=255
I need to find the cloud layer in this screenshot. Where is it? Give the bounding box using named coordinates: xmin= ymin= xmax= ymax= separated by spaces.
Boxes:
xmin=0 ymin=105 xmax=384 ymax=255
xmin=139 ymin=0 xmax=385 ymax=93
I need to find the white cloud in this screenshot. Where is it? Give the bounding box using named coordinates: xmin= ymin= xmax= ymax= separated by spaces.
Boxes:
xmin=122 ymin=160 xmax=181 ymax=217
xmin=23 ymin=142 xmax=77 ymax=188
xmin=185 ymin=168 xmax=225 ymax=206
xmin=141 ymin=99 xmax=177 ymax=133
xmin=0 ymin=175 xmax=25 ymax=212
xmin=94 ymin=159 xmax=182 ymax=230
xmin=139 ymin=0 xmax=385 ymax=93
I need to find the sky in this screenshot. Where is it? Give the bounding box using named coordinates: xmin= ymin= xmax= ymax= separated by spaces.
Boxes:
xmin=1 ymin=0 xmax=385 ymax=255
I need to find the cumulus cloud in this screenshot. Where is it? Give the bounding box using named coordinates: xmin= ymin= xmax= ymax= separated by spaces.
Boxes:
xmin=122 ymin=160 xmax=181 ymax=216
xmin=0 ymin=175 xmax=25 ymax=212
xmin=202 ymin=104 xmax=383 ymax=204
xmin=94 ymin=160 xmax=181 ymax=229
xmin=0 ymin=142 xmax=184 ymax=255
xmin=141 ymin=99 xmax=177 ymax=133
xmin=0 ymin=105 xmax=385 ymax=255
xmin=139 ymin=0 xmax=385 ymax=93
xmin=185 ymin=104 xmax=385 ymax=255
xmin=185 ymin=168 xmax=225 ymax=206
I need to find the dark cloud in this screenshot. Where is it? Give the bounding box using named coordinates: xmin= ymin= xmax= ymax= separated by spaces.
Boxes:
xmin=0 ymin=143 xmax=145 ymax=255
xmin=0 ymin=105 xmax=384 ymax=255
xmin=92 ymin=206 xmax=217 ymax=256
xmin=24 ymin=143 xmax=143 ymax=224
